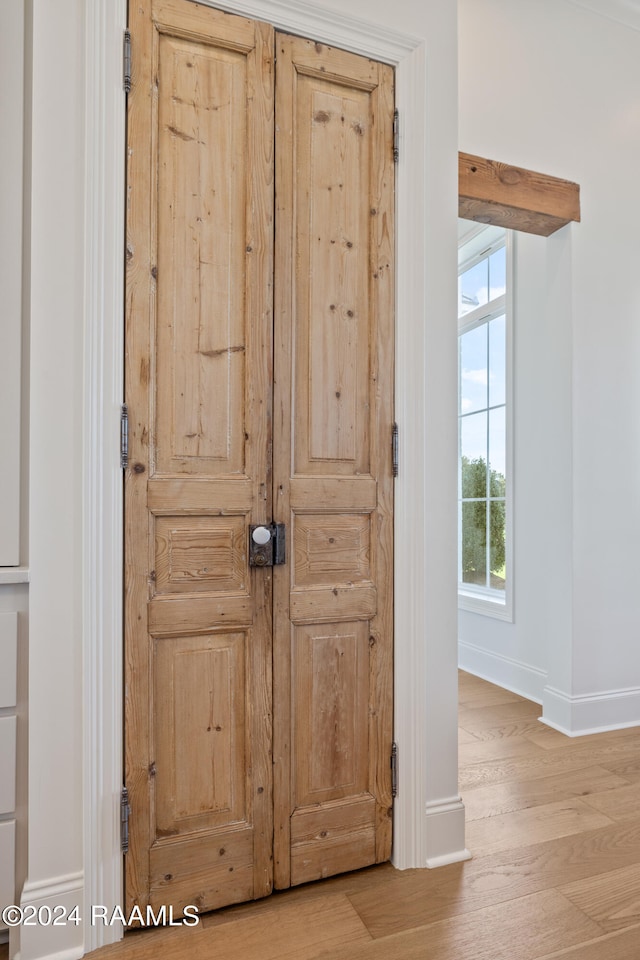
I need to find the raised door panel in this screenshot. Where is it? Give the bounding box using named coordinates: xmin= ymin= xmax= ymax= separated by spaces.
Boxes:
xmin=155 ymin=32 xmax=247 ymax=475
xmin=294 ymin=77 xmax=372 ymax=473
xmin=125 ymin=0 xmax=274 ymax=916
xmin=273 ymin=32 xmax=394 ymax=889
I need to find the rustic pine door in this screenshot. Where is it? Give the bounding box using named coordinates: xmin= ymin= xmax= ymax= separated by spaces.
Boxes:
xmin=125 ymin=0 xmax=394 ymax=918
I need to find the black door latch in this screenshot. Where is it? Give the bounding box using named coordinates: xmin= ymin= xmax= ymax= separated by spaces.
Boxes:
xmin=248 ymin=523 xmax=286 ymax=567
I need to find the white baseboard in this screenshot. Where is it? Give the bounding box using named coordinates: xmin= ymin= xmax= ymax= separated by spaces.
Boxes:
xmin=424 ymin=797 xmax=471 ymax=868
xmin=15 ymin=873 xmax=84 ymax=960
xmin=542 ymin=684 xmax=640 ymax=736
xmin=14 ymin=950 xmax=83 ymax=960
xmin=458 ymin=641 xmax=546 ymax=703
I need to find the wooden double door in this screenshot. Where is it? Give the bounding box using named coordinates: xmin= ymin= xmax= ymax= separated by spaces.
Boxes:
xmin=124 ymin=0 xmax=395 ymax=917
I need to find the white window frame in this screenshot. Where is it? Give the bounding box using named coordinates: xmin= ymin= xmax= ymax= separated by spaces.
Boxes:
xmin=457 ymin=226 xmax=514 ymax=622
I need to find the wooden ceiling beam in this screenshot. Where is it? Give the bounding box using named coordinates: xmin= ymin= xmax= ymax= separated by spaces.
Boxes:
xmin=458 ymin=151 xmax=581 ymax=237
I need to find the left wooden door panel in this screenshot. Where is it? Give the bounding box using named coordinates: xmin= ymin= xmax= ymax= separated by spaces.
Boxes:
xmin=125 ymin=0 xmax=274 ymax=915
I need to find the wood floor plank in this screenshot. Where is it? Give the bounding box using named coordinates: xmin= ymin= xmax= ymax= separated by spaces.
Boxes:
xmin=600 ymin=756 xmax=640 ymax=782
xmin=465 ymin=798 xmax=614 ymax=856
xmin=200 ymin=864 xmax=398 ymax=928
xmin=93 ymin=894 xmax=372 ymax=960
xmin=459 ymin=738 xmax=640 ymax=790
xmin=196 ymin=894 xmax=373 ymax=960
xmin=458 ymin=684 xmax=525 ymax=709
xmin=530 ymin=723 xmax=640 ymax=752
xmin=579 ymin=780 xmax=640 ymax=822
xmin=459 ymin=698 xmax=541 ymax=730
xmin=321 ymin=890 xmax=603 ymax=960
xmin=459 ymin=717 xmax=549 ymax=742
xmin=458 ymin=726 xmax=480 ymax=744
xmin=462 ymin=765 xmax=630 ymax=821
xmin=561 ymin=863 xmax=640 ymax=933
xmin=523 ymin=723 xmax=586 ymax=750
xmin=535 ymin=924 xmax=640 ymax=959
xmin=347 ymin=819 xmax=640 ymax=939
xmin=458 ymin=734 xmax=548 ymax=766
xmin=461 ymin=716 xmax=572 ymax=750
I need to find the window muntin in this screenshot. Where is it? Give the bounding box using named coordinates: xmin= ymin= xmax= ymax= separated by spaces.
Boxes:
xmin=458 ymin=227 xmax=511 ymax=613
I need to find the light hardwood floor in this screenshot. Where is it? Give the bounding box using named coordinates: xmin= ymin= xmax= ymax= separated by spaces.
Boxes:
xmin=8 ymin=671 xmax=640 ymax=960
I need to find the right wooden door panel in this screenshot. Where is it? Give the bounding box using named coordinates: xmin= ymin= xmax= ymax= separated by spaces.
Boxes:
xmin=273 ymin=33 xmax=395 ymax=889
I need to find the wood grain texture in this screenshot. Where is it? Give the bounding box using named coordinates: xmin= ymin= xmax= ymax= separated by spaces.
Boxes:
xmin=272 ymin=32 xmax=394 ymax=889
xmin=459 ymin=151 xmax=580 ymax=237
xmin=316 ymin=890 xmax=604 ymax=960
xmin=561 ymin=862 xmax=640 ymax=933
xmin=459 ymin=736 xmax=640 ymax=791
xmin=578 ymin=779 xmax=640 ymax=822
xmin=465 ymin=797 xmax=614 ymax=856
xmin=463 ymin=765 xmax=629 ymax=821
xmin=125 ymin=0 xmax=274 ymax=913
xmin=536 ymin=926 xmax=640 ymax=960
xmin=90 ymin=894 xmax=372 ymax=960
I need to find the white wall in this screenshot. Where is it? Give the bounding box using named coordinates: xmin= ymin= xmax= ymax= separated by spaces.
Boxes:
xmin=13 ymin=1 xmax=462 ymax=957
xmin=0 ymin=0 xmax=25 ymax=568
xmin=459 ymin=0 xmax=640 ymax=733
xmin=0 ymin=0 xmax=29 ymax=948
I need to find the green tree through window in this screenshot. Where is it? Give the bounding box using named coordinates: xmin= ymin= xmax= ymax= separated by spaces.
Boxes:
xmin=460 ymin=455 xmax=506 ymax=588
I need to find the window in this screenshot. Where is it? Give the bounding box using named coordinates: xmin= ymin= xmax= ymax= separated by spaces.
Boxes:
xmin=458 ymin=223 xmax=512 ymax=619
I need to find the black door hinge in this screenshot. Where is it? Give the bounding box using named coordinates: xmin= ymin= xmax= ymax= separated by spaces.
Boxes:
xmin=120 ymin=403 xmax=129 ymax=469
xmin=121 ymin=785 xmax=131 ymax=853
xmin=392 ymin=422 xmax=399 ymax=478
xmin=391 ymin=742 xmax=398 ymax=798
xmin=393 ymin=109 xmax=399 ymax=163
xmin=123 ymin=30 xmax=132 ymax=93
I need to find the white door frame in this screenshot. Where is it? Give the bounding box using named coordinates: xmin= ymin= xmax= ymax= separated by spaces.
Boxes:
xmin=83 ymin=0 xmax=467 ymax=951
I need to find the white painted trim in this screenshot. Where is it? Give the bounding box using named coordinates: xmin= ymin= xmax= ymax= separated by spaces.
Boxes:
xmin=83 ymin=0 xmax=126 ymax=952
xmin=20 ymin=872 xmax=84 ymax=902
xmin=424 ymin=799 xmax=471 ymax=868
xmin=0 ymin=614 xmax=18 ymax=713
xmin=391 ymin=39 xmax=453 ymax=871
xmin=196 ymin=0 xmax=417 ymax=60
xmin=85 ymin=1 xmax=457 ymax=945
xmin=542 ymin=684 xmax=640 ymax=736
xmin=0 ymin=569 xmax=30 ymax=586
xmin=14 ymin=950 xmax=83 ymax=960
xmin=458 ymin=641 xmax=546 ymax=704
xmin=458 ymin=592 xmax=511 ymax=622
xmin=17 ymin=873 xmax=84 ymax=960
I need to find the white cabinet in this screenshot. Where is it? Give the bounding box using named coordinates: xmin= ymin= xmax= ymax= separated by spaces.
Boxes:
xmin=0 ymin=612 xmax=18 ymax=935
